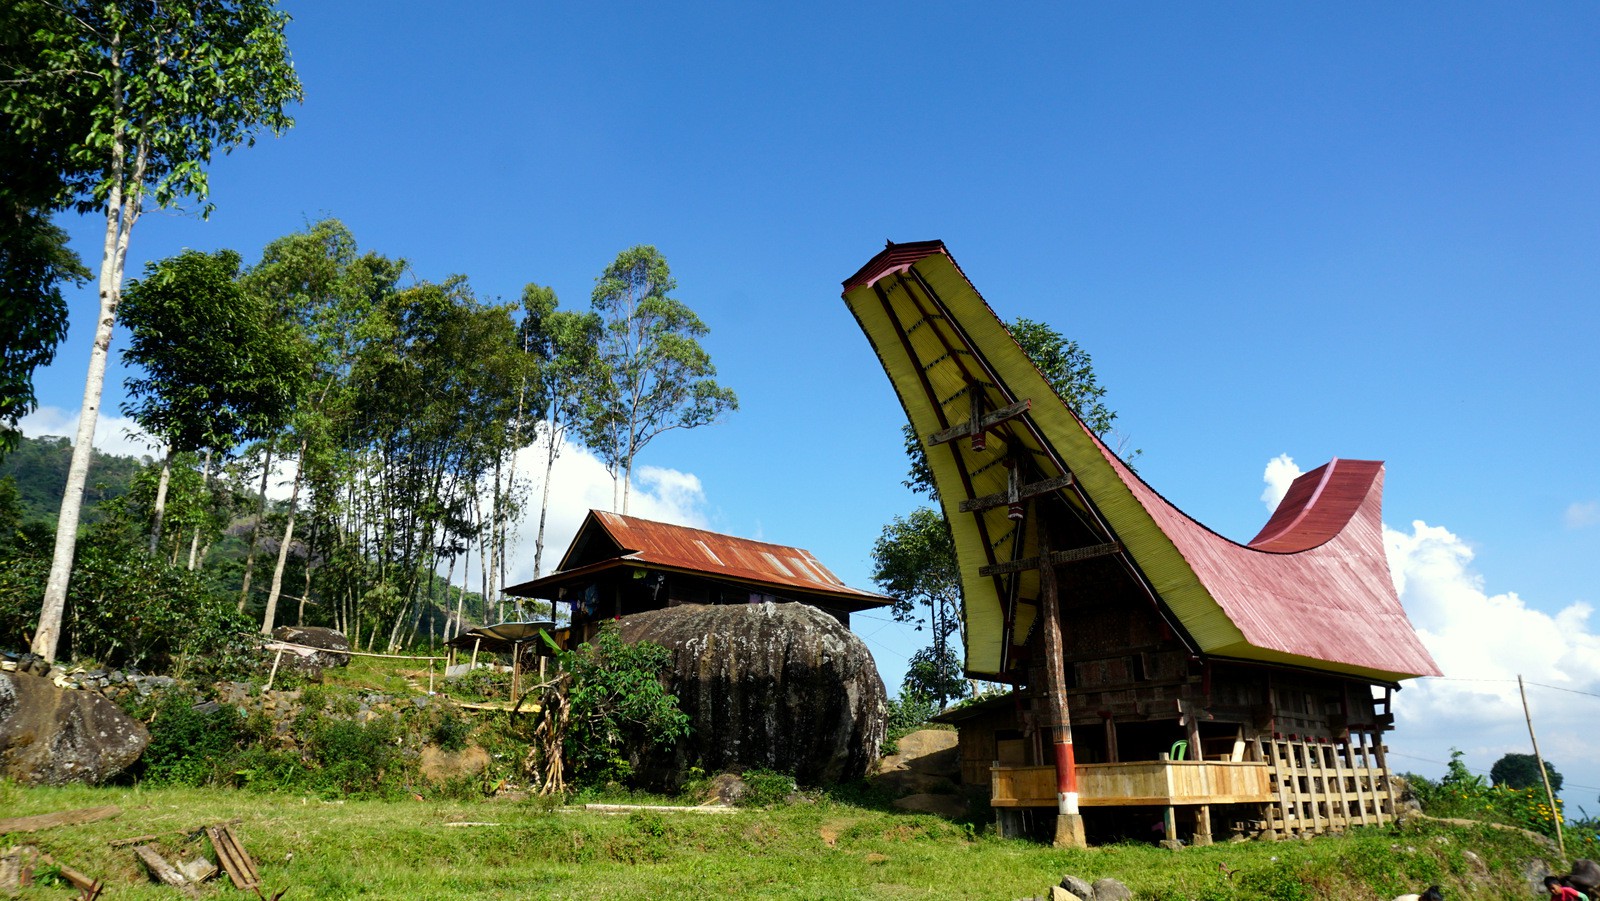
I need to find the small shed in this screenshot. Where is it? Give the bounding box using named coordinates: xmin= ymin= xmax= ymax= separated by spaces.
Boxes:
xmin=842 ymin=240 xmax=1440 ymax=847
xmin=505 ymin=510 xmax=891 ymax=647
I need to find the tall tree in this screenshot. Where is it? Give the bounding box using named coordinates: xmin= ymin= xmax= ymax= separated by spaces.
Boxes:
xmin=10 ymin=0 xmax=302 ymax=661
xmin=119 ymin=248 xmax=302 ymax=558
xmin=519 ymin=284 xmax=601 ymax=577
xmin=583 ymin=246 xmax=737 ymax=512
xmin=0 ymin=3 xmax=90 ymax=459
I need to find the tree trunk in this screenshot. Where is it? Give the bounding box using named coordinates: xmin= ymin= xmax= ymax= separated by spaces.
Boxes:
xmin=238 ymin=437 xmax=275 ymax=612
xmin=533 ymin=420 xmax=560 ymax=577
xmin=297 ymin=516 xmax=316 ymax=625
xmin=261 ymin=439 xmax=306 ymax=635
xmin=147 ymin=446 xmax=174 ymax=555
xmin=35 ymin=126 xmax=147 ymax=662
xmin=186 ymin=449 xmax=212 ymax=570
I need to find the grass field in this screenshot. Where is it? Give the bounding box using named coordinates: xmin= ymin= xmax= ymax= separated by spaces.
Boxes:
xmin=0 ymin=780 xmax=1559 ymax=900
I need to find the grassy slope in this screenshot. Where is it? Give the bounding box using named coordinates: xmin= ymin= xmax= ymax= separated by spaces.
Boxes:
xmin=0 ymin=780 xmax=1555 ymax=901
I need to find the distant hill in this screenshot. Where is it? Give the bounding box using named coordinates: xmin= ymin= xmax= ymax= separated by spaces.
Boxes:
xmin=0 ymin=434 xmax=150 ymax=525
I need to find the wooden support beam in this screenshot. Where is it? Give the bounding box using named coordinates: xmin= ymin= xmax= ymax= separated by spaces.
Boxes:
xmin=927 ymin=399 xmax=1030 ymax=446
xmin=959 ymin=474 xmax=1075 ymax=513
xmin=979 ymin=542 xmax=1121 ymax=577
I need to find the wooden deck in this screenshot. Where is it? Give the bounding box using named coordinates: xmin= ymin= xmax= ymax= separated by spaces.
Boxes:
xmin=991 ymin=760 xmax=1273 ymax=808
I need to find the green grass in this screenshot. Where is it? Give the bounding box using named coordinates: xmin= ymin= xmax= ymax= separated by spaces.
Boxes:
xmin=0 ymin=781 xmax=1558 ymax=900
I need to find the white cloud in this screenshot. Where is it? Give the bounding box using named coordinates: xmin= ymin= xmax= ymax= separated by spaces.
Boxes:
xmin=1565 ymin=501 xmax=1599 ymax=530
xmin=495 ymin=428 xmax=710 ymax=589
xmin=18 ymin=406 xmax=160 ymax=461
xmin=1255 ymin=457 xmax=1600 ymax=797
xmin=1382 ymin=519 xmax=1600 ymax=795
xmin=1260 ymin=453 xmax=1301 ymax=511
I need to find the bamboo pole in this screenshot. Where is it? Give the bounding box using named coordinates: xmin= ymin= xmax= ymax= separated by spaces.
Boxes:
xmin=1519 ymin=674 xmax=1566 ymax=858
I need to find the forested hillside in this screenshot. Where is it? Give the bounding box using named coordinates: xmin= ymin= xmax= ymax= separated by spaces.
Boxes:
xmin=0 ymin=434 xmax=148 ymax=524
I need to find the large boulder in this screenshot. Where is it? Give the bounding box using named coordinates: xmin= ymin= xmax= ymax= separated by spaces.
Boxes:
xmin=0 ymin=671 xmax=149 ymax=785
xmin=269 ymin=626 xmax=351 ymax=678
xmin=615 ymin=602 xmax=887 ymax=786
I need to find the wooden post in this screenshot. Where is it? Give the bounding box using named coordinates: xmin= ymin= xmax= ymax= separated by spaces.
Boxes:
xmin=511 ymin=642 xmax=523 ymax=707
xmin=1037 ymin=520 xmax=1086 ymax=848
xmin=1330 ymin=742 xmax=1353 ymax=830
xmin=1520 ymin=674 xmax=1566 ymax=858
xmin=469 ymin=636 xmax=481 ymax=671
xmin=1345 ymin=736 xmax=1371 ymax=826
xmin=265 ymin=647 xmax=285 ymax=692
xmin=1195 ymin=804 xmax=1214 ymax=846
xmin=1281 ymin=740 xmax=1305 ymax=836
xmin=1372 ymin=735 xmax=1396 ymax=824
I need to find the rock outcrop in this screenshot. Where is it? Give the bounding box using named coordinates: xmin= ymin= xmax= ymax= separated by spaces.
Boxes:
xmin=615 ymin=602 xmax=887 ymax=786
xmin=270 ymin=626 xmax=351 ymax=678
xmin=0 ymin=671 xmax=149 ymax=785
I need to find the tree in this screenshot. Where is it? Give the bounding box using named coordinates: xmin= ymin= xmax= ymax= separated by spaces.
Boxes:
xmin=583 ymin=246 xmax=737 ymax=512
xmin=1491 ymin=752 xmax=1563 ymax=794
xmin=9 ymin=0 xmax=303 ymax=661
xmin=519 ymin=284 xmax=601 ymax=577
xmin=0 ymin=3 xmax=90 ymax=459
xmin=871 ymin=507 xmax=964 ymax=707
xmin=119 ymin=248 xmax=303 ymax=559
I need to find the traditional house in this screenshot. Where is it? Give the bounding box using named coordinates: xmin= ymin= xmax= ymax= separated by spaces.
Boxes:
xmin=504 ymin=510 xmax=891 ymax=647
xmin=842 ymin=241 xmax=1439 ymax=847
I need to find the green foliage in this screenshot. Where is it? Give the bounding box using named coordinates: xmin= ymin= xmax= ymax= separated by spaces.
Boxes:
xmin=1406 ymin=748 xmax=1566 ymax=838
xmin=121 ymin=248 xmax=306 ymax=457
xmin=582 ymin=245 xmax=737 ymax=508
xmin=871 ymin=507 xmax=965 ymax=707
xmin=884 ymin=691 xmax=941 ymax=749
xmin=1490 ymin=751 xmax=1562 ymax=793
xmin=0 ymin=434 xmax=149 ymax=525
xmin=736 ymin=769 xmax=797 ymax=808
xmin=140 ymin=692 xmax=247 ymax=786
xmin=558 ymin=630 xmax=691 ymax=787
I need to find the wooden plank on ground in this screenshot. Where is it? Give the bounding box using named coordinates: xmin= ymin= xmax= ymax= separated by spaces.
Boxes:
xmin=206 ymin=825 xmax=260 ymax=891
xmin=0 ymin=805 xmax=121 ymax=834
xmin=133 ymin=844 xmax=196 ymax=896
xmin=35 ymin=848 xmax=102 ymax=898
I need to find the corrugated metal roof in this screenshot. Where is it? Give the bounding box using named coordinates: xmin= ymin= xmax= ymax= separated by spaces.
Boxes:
xmin=506 ymin=510 xmax=891 ymax=609
xmin=841 ymin=241 xmax=1440 ymax=683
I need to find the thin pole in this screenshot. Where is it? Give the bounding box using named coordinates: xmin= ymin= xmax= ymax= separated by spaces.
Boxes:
xmin=1519 ymin=674 xmax=1566 ymax=858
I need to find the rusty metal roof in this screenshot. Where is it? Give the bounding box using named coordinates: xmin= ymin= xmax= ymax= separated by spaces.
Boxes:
xmin=505 ymin=510 xmax=891 ymax=611
xmin=842 ymin=240 xmax=1439 ymax=683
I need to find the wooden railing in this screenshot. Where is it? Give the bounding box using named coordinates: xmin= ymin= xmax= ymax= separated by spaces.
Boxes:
xmin=991 ymin=760 xmax=1273 ymax=808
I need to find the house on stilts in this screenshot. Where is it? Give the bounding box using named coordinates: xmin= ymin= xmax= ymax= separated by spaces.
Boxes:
xmin=505 ymin=510 xmax=891 ymax=649
xmin=841 ymin=241 xmax=1439 ymax=847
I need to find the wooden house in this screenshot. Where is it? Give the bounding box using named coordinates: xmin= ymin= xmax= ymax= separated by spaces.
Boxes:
xmin=842 ymin=241 xmax=1440 ymax=847
xmin=504 ymin=510 xmax=891 ymax=647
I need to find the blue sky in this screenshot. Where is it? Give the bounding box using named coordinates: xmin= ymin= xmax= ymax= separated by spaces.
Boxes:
xmin=25 ymin=3 xmax=1600 ymax=803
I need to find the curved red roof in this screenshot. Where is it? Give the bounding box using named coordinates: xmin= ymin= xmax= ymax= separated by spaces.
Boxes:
xmin=842 ymin=240 xmax=1440 ymax=682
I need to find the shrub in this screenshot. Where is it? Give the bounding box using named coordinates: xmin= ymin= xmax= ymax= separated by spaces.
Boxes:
xmin=549 ymin=630 xmax=690 ymax=788
xmin=139 ymin=692 xmax=247 ymax=786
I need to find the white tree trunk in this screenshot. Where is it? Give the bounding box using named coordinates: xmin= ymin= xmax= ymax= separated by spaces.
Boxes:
xmin=238 ymin=438 xmax=275 ymax=612
xmin=148 ymin=447 xmax=174 ymax=555
xmin=261 ymin=439 xmax=306 ymax=635
xmin=186 ymin=448 xmax=212 ymax=570
xmin=34 ymin=132 xmax=146 ymax=662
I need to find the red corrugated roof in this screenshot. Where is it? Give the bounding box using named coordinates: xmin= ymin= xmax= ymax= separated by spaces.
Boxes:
xmin=1095 ymin=437 xmax=1439 ymax=676
xmin=506 ymin=511 xmax=890 ymax=609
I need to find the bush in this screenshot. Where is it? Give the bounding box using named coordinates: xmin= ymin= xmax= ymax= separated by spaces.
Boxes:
xmin=737 ymin=769 xmax=797 ymax=808
xmin=552 ymin=630 xmax=690 ymax=788
xmin=139 ymin=692 xmax=247 ymax=786
xmin=1406 ymin=748 xmax=1565 ymax=838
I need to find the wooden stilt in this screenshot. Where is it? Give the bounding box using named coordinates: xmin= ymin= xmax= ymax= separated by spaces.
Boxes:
xmin=1037 ymin=520 xmax=1086 ymax=849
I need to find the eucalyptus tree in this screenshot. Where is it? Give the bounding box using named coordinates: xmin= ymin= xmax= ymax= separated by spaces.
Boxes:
xmin=583 ymin=246 xmax=738 ymax=512
xmin=10 ymin=0 xmax=302 ymax=661
xmin=241 ymin=220 xmax=401 ymax=635
xmin=519 ymin=284 xmax=602 ymax=577
xmin=118 ymin=248 xmax=302 ymax=562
